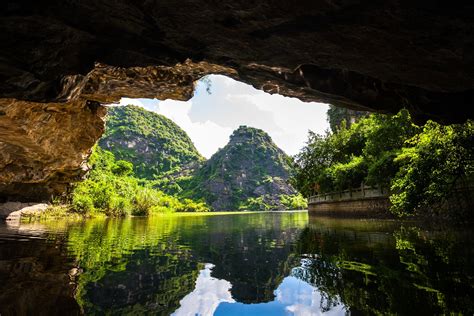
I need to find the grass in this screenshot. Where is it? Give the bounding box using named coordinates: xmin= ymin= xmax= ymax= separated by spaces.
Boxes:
xmin=20 ymin=204 xmax=105 ymax=222
xmin=21 ymin=208 xmax=308 ymax=222
xmin=151 ymin=209 xmax=308 ymax=217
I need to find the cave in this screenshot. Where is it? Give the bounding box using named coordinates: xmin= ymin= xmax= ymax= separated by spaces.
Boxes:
xmin=1 ymin=1 xmax=473 ymax=201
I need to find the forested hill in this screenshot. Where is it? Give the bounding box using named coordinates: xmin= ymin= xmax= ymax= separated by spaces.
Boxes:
xmin=99 ymin=105 xmax=203 ymax=179
xmin=182 ymin=126 xmax=300 ymax=211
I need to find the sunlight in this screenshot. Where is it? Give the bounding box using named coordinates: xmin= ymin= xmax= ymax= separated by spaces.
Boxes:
xmin=114 ymin=75 xmax=329 ymax=158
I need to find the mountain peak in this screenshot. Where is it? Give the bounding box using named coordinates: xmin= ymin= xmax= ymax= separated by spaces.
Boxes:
xmin=183 ymin=125 xmax=296 ymax=210
xmin=229 ymin=125 xmax=273 ymax=144
xmin=99 ymin=105 xmax=203 ymax=179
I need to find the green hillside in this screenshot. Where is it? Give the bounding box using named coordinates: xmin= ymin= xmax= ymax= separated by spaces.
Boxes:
xmin=99 ymin=105 xmax=203 ymax=179
xmin=182 ymin=126 xmax=303 ymax=211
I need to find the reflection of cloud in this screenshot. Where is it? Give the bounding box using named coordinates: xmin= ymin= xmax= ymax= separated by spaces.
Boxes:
xmin=172 ymin=263 xmax=235 ymax=316
xmin=171 ymin=262 xmax=345 ymax=316
xmin=215 ymin=276 xmax=346 ymax=316
xmin=277 ymin=276 xmax=345 ymax=316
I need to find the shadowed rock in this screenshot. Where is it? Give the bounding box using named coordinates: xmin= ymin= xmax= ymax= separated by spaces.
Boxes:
xmin=0 ymin=1 xmax=473 ymax=200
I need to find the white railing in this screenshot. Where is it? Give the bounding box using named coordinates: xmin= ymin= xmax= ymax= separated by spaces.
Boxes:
xmin=308 ymin=184 xmax=388 ymax=204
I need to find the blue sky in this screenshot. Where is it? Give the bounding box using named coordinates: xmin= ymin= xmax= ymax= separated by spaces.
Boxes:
xmin=116 ymin=75 xmax=329 ymax=158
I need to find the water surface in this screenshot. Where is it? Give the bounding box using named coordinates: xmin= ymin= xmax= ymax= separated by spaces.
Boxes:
xmin=0 ymin=212 xmax=473 ymax=315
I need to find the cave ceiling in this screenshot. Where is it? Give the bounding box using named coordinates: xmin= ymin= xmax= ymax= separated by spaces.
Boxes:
xmin=0 ymin=0 xmax=473 ymax=201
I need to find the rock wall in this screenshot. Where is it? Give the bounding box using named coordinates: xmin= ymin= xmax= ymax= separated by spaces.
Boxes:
xmin=0 ymin=61 xmax=233 ymax=201
xmin=0 ymin=1 xmax=473 ymax=200
xmin=308 ymin=197 xmax=392 ymax=217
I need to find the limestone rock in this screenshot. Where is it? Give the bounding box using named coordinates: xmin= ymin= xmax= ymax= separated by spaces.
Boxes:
xmin=1 ymin=1 xmax=473 ymax=122
xmin=0 ymin=202 xmax=49 ymax=221
xmin=186 ymin=126 xmax=296 ymax=211
xmin=0 ymin=61 xmax=233 ymax=201
xmin=0 ymin=1 xmax=473 ymax=201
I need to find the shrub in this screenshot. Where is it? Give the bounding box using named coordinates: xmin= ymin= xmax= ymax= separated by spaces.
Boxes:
xmin=69 ymin=146 xmax=212 ymax=217
xmin=133 ymin=187 xmax=160 ymax=216
xmin=178 ymin=199 xmax=210 ymax=212
xmin=280 ymin=194 xmax=307 ymax=210
xmin=72 ymin=189 xmax=95 ymax=214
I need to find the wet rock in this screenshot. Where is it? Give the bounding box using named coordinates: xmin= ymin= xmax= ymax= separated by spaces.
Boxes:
xmin=0 ymin=202 xmax=49 ymax=221
xmin=0 ymin=1 xmax=473 ymax=201
xmin=0 ymin=61 xmax=232 ymax=201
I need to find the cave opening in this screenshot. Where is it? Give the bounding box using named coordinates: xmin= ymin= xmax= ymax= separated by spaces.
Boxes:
xmin=110 ymin=74 xmax=330 ymax=159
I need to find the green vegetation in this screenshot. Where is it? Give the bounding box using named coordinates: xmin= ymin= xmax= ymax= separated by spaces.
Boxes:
xmin=327 ymin=104 xmax=368 ymax=133
xmin=88 ymin=107 xmax=306 ymax=212
xmin=100 ymin=105 xmax=203 ymax=179
xmin=390 ymin=120 xmax=474 ymax=216
xmin=238 ymin=194 xmax=307 ymax=211
xmin=63 ymin=109 xmax=303 ymax=215
xmin=293 ymin=108 xmax=474 ymax=217
xmin=279 ymin=193 xmax=308 ymax=210
xmin=295 ymin=219 xmax=474 ymax=314
xmin=70 ymin=146 xmax=209 ymax=216
xmin=181 ymin=126 xmax=298 ymax=211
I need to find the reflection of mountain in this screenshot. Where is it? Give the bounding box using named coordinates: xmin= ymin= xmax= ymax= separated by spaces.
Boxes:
xmin=294 ymin=217 xmax=474 ymax=315
xmin=172 ymin=262 xmax=347 ymax=316
xmin=82 ymin=249 xmax=200 ymax=315
xmin=200 ymin=224 xmax=300 ymax=303
xmin=172 ymin=264 xmax=234 ymax=316
xmin=2 ymin=214 xmax=473 ymax=315
xmin=65 ymin=212 xmax=308 ymax=313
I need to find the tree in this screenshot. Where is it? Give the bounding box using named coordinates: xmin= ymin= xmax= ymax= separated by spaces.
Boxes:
xmin=390 ymin=120 xmax=474 ymax=217
xmin=327 ymin=105 xmax=368 ymax=133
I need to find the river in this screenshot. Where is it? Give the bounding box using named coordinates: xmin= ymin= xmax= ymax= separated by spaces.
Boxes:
xmin=0 ymin=211 xmax=473 ymax=315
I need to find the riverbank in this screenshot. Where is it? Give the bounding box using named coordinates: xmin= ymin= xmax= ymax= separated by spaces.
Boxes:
xmin=0 ymin=202 xmax=51 ymax=221
xmin=1 ymin=201 xmax=306 ymax=223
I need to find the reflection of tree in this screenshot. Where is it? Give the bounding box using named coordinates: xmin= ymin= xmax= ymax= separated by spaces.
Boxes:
xmin=294 ymin=219 xmax=474 ymax=314
xmin=64 ymin=212 xmax=308 ymax=312
xmin=291 ymin=258 xmax=342 ymax=312
xmin=66 ymin=217 xmax=202 ymax=315
xmin=82 ymin=250 xmax=201 ymax=315
xmin=0 ymin=235 xmax=81 ymax=315
xmin=176 ymin=212 xmax=306 ymax=303
xmin=393 ymin=226 xmax=474 ymax=313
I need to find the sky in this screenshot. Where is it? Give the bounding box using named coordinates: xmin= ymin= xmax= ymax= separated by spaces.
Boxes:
xmin=115 ymin=75 xmax=329 ymax=158
xmin=171 ymin=263 xmax=346 ymax=316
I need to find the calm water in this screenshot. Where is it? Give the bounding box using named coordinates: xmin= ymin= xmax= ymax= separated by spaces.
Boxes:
xmin=0 ymin=211 xmax=473 ymax=315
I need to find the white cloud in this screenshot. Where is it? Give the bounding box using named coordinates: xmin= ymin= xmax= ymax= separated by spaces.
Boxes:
xmin=276 ymin=276 xmax=346 ymax=316
xmin=155 ymin=99 xmax=234 ymax=158
xmin=115 ymin=75 xmax=329 ymax=158
xmin=172 ymin=263 xmax=235 ymax=316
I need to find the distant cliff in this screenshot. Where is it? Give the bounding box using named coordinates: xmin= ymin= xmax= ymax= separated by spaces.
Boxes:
xmin=183 ymin=126 xmax=297 ymax=211
xmin=99 ymin=105 xmax=203 ymax=179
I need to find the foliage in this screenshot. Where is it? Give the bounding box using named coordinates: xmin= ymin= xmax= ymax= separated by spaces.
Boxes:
xmin=279 ymin=194 xmax=308 ymax=210
xmin=100 ymin=105 xmax=203 ymax=179
xmin=293 ymin=108 xmax=473 ymax=217
xmin=70 ymin=146 xmax=210 ymax=216
xmin=390 ymin=120 xmax=474 ymax=216
xmin=238 ymin=196 xmax=273 ymax=211
xmin=327 ymin=156 xmax=367 ymax=191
